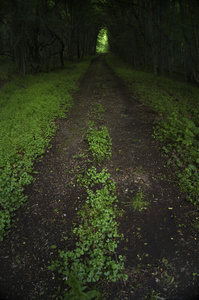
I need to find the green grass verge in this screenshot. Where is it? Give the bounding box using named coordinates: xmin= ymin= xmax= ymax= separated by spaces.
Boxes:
xmin=0 ymin=59 xmax=91 ymax=241
xmin=107 ymin=54 xmax=199 ymax=205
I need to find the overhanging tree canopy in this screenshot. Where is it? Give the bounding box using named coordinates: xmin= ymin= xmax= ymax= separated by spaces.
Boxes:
xmin=1 ymin=0 xmax=199 ymax=82
xmin=0 ymin=0 xmax=103 ymax=73
xmin=105 ymin=0 xmax=199 ymax=82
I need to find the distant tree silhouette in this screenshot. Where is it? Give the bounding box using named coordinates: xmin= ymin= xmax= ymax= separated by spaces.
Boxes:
xmin=1 ymin=0 xmax=199 ymax=81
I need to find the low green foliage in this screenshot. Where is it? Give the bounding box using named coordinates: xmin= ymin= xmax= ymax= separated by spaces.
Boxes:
xmin=86 ymin=121 xmax=112 ymax=162
xmin=149 ymin=289 xmax=160 ymax=300
xmin=49 ymin=121 xmax=127 ymax=297
xmin=92 ymin=103 xmax=106 ymax=121
xmin=0 ymin=59 xmax=91 ymax=241
xmin=52 ymin=274 xmax=100 ymax=300
xmin=49 ymin=168 xmax=126 ymax=284
xmin=107 ymin=54 xmax=199 ymax=206
xmin=129 ymin=189 xmax=148 ymax=211
xmin=192 ymin=220 xmax=199 ymax=232
xmin=77 ymin=166 xmax=113 ymax=189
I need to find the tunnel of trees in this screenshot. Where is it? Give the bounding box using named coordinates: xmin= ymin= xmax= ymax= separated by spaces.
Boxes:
xmin=1 ymin=0 xmax=199 ymax=82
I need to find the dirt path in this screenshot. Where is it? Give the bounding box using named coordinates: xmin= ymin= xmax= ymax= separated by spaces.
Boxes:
xmin=0 ymin=55 xmax=199 ymax=300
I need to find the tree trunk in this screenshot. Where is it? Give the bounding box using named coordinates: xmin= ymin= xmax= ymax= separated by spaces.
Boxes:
xmin=148 ymin=3 xmax=158 ymax=75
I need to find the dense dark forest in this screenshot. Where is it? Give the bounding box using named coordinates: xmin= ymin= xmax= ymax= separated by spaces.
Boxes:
xmin=0 ymin=0 xmax=102 ymax=73
xmin=1 ymin=0 xmax=199 ymax=81
xmin=107 ymin=0 xmax=199 ymax=82
xmin=1 ymin=1 xmax=199 ymax=299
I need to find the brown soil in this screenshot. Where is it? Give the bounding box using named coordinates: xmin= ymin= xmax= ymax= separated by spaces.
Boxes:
xmin=0 ymin=55 xmax=199 ymax=300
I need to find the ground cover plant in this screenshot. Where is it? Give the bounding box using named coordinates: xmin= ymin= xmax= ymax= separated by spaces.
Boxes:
xmin=107 ymin=54 xmax=199 ymax=207
xmin=0 ymin=59 xmax=91 ymax=241
xmin=128 ymin=188 xmax=148 ymax=212
xmin=49 ymin=111 xmax=127 ymax=298
xmin=86 ymin=121 xmax=112 ymax=162
xmin=91 ymin=103 xmax=106 ymax=121
xmin=49 ymin=169 xmax=126 ymax=296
